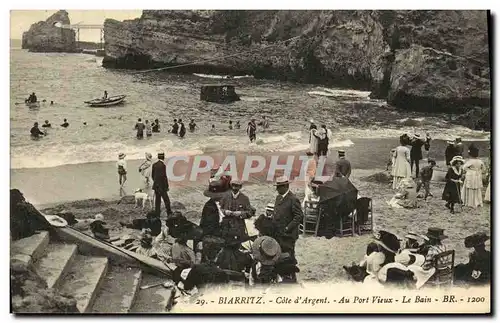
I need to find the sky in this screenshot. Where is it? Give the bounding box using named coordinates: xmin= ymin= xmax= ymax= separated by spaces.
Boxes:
xmin=10 ymin=10 xmax=142 ymax=42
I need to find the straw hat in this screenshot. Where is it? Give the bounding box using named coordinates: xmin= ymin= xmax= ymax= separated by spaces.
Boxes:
xmin=94 ymin=213 xmax=105 ymax=221
xmin=338 ymin=150 xmax=346 ymax=156
xmin=274 ymin=175 xmax=290 ymax=186
xmin=405 ymin=232 xmax=429 ymax=242
xmin=252 ymin=236 xmax=282 ymax=265
xmin=44 ymin=214 xmax=68 ymax=228
xmin=118 ymin=153 xmax=126 ymax=159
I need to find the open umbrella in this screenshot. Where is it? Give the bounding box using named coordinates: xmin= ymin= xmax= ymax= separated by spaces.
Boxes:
xmin=315 ymin=177 xmax=359 ymax=238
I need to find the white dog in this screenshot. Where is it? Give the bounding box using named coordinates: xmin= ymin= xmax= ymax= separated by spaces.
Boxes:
xmin=134 ymin=188 xmax=153 ymax=209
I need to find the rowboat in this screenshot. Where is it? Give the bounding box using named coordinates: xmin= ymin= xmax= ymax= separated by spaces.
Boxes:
xmin=25 ymin=101 xmax=40 ymax=108
xmin=84 ymin=95 xmax=126 ymax=107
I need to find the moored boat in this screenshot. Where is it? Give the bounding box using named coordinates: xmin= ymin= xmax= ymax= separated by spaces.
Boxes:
xmin=84 ymin=95 xmax=126 ymax=107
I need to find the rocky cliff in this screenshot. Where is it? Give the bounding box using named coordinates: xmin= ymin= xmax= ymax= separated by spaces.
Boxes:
xmin=102 ymin=10 xmax=490 ymax=113
xmin=22 ymin=10 xmax=77 ymax=53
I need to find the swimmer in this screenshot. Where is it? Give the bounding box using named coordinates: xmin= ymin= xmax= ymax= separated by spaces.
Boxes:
xmin=229 ymin=120 xmax=233 ymax=130
xmin=30 ymin=122 xmax=44 ymax=138
xmin=83 ymin=122 xmax=87 ymax=126
xmin=189 ymin=119 xmax=197 ymax=132
xmin=41 ymin=120 xmax=51 ymax=128
xmin=50 ymin=101 xmax=54 ymax=105
xmin=61 ymin=119 xmax=69 ymax=128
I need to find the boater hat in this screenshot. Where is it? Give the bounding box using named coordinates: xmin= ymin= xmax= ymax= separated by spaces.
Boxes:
xmin=338 ymin=150 xmax=346 ymax=156
xmin=252 ymin=236 xmax=282 ymax=265
xmin=203 ymin=189 xmax=227 ymax=199
xmin=274 ymin=175 xmax=290 ymax=186
xmin=118 ymin=153 xmax=126 ymax=159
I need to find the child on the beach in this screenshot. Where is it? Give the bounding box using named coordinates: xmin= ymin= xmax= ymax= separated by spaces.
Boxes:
xmin=417 ymin=158 xmax=436 ymax=200
xmin=145 ymin=120 xmax=153 ymax=138
xmin=117 ymin=153 xmax=127 ymax=188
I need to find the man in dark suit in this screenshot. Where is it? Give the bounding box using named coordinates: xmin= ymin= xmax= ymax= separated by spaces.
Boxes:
xmin=152 ymin=151 xmax=173 ymax=216
xmin=410 ymin=134 xmax=425 ymax=177
xmin=271 ymin=175 xmax=303 ymax=281
xmin=334 ymin=150 xmax=351 ymax=178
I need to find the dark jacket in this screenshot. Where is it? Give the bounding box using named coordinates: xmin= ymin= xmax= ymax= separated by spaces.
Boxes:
xmin=152 ymin=160 xmax=169 ymax=192
xmin=200 ymin=198 xmax=221 ymax=237
xmin=219 ymin=192 xmax=253 ymax=241
xmin=272 ymin=191 xmax=303 ymax=241
xmin=335 ymin=158 xmax=352 ymax=178
xmin=410 ymin=138 xmax=425 ymax=160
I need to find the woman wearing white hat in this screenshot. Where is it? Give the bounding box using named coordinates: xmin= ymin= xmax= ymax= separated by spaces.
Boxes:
xmin=391 ymin=136 xmax=412 ymax=189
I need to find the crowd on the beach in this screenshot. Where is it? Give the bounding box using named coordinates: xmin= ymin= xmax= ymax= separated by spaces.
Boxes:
xmin=388 ymin=133 xmax=490 ymax=213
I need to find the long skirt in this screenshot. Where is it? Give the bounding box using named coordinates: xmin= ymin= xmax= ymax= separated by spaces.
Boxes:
xmin=462 ymin=188 xmax=483 ymax=208
xmin=485 ymin=181 xmax=490 ymax=202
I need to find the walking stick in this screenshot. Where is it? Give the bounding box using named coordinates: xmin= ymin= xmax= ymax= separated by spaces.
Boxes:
xmin=455 ymin=181 xmax=463 ymax=213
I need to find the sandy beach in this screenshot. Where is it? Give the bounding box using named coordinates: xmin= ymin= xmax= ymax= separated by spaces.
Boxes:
xmin=37 ymin=164 xmax=491 ymax=283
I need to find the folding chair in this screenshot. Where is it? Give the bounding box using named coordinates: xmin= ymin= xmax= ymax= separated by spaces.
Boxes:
xmin=428 ymin=250 xmax=455 ymax=288
xmin=300 ymin=200 xmax=321 ymax=236
xmin=355 ymin=197 xmax=374 ymax=235
xmin=336 ymin=209 xmax=356 ymax=237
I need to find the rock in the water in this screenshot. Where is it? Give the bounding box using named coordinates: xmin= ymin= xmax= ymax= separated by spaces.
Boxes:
xmin=102 ymin=10 xmax=490 ymax=116
xmin=22 ymin=10 xmax=77 ymax=53
xmin=388 ymin=45 xmax=490 ymax=112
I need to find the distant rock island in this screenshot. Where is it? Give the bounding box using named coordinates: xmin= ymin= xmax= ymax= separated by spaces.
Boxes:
xmin=102 ymin=10 xmax=491 ymax=116
xmin=22 ymin=10 xmax=78 ymax=53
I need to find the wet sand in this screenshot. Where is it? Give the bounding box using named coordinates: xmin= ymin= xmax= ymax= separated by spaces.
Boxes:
xmin=11 ymin=138 xmax=488 ymax=206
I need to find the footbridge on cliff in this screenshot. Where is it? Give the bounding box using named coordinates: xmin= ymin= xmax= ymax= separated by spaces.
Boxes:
xmin=58 ymin=23 xmax=104 ymax=48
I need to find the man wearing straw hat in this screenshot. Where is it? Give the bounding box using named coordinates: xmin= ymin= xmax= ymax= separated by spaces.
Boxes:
xmin=272 ymin=176 xmax=303 ymax=278
xmin=152 ymin=151 xmax=173 ymax=217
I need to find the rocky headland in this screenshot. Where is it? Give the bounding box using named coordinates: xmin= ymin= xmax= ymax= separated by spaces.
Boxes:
xmin=102 ymin=10 xmax=491 ymax=120
xmin=22 ymin=10 xmax=77 ymax=53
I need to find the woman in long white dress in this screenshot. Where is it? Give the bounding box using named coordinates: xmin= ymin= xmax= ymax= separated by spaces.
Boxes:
xmin=309 ymin=125 xmax=319 ymax=156
xmin=391 ymin=137 xmax=412 ymax=189
xmin=138 ymin=152 xmax=153 ymax=186
xmin=462 ymin=145 xmax=484 ymax=208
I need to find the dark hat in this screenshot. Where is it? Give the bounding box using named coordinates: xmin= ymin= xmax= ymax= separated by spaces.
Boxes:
xmin=252 ymin=236 xmax=282 ymax=265
xmin=338 ymin=150 xmax=346 ymax=155
xmin=468 ymin=144 xmax=479 ymax=157
xmin=464 ymin=232 xmax=489 ymax=248
xmin=426 ymin=227 xmax=448 ymax=240
xmin=374 ymin=230 xmax=401 ymax=254
xmin=305 ymin=151 xmax=315 ymax=156
xmin=203 ymin=189 xmax=227 ymax=199
xmin=427 ymin=158 xmax=436 ymax=165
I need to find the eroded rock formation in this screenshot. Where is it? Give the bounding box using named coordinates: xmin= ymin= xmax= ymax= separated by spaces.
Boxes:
xmin=22 ymin=10 xmax=77 ymax=53
xmin=102 ymin=10 xmax=490 ymax=113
